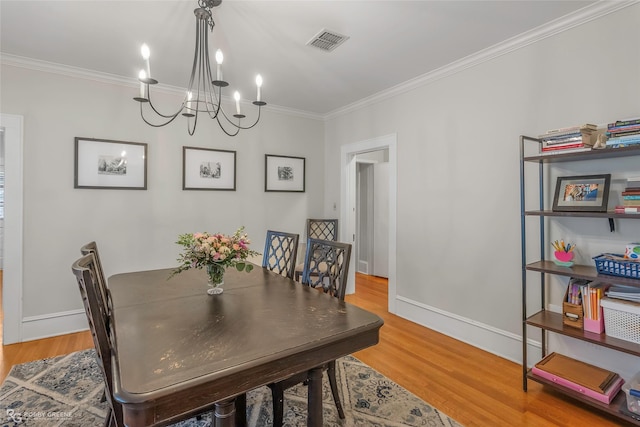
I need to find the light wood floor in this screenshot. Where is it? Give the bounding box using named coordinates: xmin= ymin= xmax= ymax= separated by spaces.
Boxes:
xmin=0 ymin=273 xmax=628 ymax=426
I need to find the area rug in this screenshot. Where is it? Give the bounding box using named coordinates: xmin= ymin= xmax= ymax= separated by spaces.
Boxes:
xmin=0 ymin=349 xmax=462 ymax=427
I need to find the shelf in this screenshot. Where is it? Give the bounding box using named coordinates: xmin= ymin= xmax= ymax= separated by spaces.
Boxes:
xmin=525 ymin=310 xmax=640 ymax=356
xmin=527 ymin=370 xmax=640 ymax=425
xmin=526 ymin=260 xmax=640 ymax=288
xmin=523 ymin=144 xmax=640 ymax=163
xmin=525 ymin=210 xmax=640 ymax=219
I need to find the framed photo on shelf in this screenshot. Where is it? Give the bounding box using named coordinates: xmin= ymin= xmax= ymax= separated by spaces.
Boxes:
xmin=74 ymin=137 xmax=147 ymax=189
xmin=552 ymin=174 xmax=611 ymax=212
xmin=265 ymin=154 xmax=305 ymax=192
xmin=183 ymin=146 xmax=236 ymax=191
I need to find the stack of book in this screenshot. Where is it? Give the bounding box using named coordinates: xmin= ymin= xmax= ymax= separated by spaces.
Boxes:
xmin=615 ymin=176 xmax=640 ymax=214
xmin=606 ymin=285 xmax=640 ymax=303
xmin=538 ymin=124 xmax=597 ymax=155
xmin=532 ymin=352 xmax=624 ymax=404
xmin=606 ymin=118 xmax=640 ymax=148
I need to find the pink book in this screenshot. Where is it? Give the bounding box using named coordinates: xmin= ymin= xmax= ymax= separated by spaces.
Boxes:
xmin=532 ymin=366 xmax=624 ymax=404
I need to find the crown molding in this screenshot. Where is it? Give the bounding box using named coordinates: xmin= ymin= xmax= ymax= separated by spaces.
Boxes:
xmin=324 ymin=0 xmax=639 ymax=121
xmin=0 ymin=53 xmax=323 ymax=122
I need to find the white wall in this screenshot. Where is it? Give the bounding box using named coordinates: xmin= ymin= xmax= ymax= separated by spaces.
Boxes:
xmin=325 ymin=4 xmax=640 ymax=377
xmin=0 ymin=64 xmax=324 ymax=341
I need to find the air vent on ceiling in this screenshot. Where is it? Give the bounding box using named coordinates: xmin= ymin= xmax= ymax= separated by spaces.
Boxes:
xmin=306 ymin=29 xmax=349 ymax=52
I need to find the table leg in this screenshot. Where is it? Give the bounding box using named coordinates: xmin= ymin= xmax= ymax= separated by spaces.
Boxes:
xmin=213 ymin=398 xmax=236 ymax=427
xmin=235 ymin=393 xmax=247 ymax=427
xmin=307 ymin=367 xmax=323 ymax=427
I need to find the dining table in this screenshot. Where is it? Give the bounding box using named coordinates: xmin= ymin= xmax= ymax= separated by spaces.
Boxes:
xmin=107 ymin=265 xmax=384 ymax=427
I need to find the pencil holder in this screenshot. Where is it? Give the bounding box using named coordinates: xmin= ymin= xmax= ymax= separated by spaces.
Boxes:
xmin=554 ymin=250 xmax=574 ymax=267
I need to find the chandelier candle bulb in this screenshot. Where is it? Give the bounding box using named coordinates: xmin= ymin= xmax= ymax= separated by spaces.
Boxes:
xmin=186 ymin=91 xmax=193 ymax=112
xmin=256 ymin=75 xmax=262 ymax=101
xmin=138 ymin=70 xmax=147 ymax=99
xmin=215 ymin=49 xmax=223 ymax=81
xmin=140 ymin=44 xmax=151 ymax=78
xmin=234 ymin=91 xmax=241 ymax=115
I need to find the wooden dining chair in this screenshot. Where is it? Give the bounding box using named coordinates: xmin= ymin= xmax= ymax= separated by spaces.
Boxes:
xmin=72 ymin=253 xmax=123 ymax=427
xmin=268 ymin=238 xmax=352 ymax=427
xmin=262 ymin=230 xmax=299 ymax=279
xmin=294 ymin=218 xmax=339 ymax=281
xmin=80 ymin=242 xmax=110 ymax=320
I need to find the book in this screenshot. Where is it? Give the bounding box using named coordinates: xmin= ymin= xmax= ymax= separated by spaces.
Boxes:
xmin=533 ymin=352 xmax=619 ymax=394
xmin=622 ymin=191 xmax=640 ymax=196
xmin=539 ymin=147 xmax=592 ymax=156
xmin=608 ymin=118 xmax=640 ymax=127
xmin=607 ymin=123 xmax=640 ymax=132
xmin=541 ymin=143 xmax=585 ymax=151
xmin=542 ymin=136 xmax=583 ymax=146
xmin=539 ymin=124 xmax=597 ymax=140
xmin=623 ymin=195 xmax=640 ymax=200
xmin=614 ymin=206 xmax=640 ymax=214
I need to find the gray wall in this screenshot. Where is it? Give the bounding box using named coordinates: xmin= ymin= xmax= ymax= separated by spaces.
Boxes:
xmin=0 ymin=64 xmax=324 ymax=338
xmin=324 ymin=4 xmax=640 ymax=377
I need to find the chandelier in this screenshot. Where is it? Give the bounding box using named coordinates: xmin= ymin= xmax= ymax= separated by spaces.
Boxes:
xmin=133 ymin=0 xmax=266 ymax=137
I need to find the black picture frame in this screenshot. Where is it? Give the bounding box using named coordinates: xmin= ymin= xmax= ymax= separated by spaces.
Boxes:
xmin=265 ymin=154 xmax=305 ymax=192
xmin=552 ymin=174 xmax=611 ymax=212
xmin=74 ymin=137 xmax=147 ymax=190
xmin=183 ymin=146 xmax=236 ymax=191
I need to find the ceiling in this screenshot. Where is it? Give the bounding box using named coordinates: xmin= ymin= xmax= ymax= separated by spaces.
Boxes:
xmin=0 ymin=0 xmax=599 ymax=116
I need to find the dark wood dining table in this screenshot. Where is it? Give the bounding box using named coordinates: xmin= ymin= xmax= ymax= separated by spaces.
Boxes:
xmin=108 ymin=265 xmax=384 ymax=427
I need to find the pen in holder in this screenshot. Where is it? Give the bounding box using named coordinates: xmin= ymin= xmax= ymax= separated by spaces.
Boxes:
xmin=553 ymin=240 xmax=575 ymax=267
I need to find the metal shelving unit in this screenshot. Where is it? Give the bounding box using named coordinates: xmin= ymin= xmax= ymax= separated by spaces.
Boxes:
xmin=519 ymin=136 xmax=640 ymax=425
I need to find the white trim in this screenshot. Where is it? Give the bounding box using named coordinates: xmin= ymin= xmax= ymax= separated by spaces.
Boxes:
xmin=21 ymin=309 xmax=88 ymax=342
xmin=340 ymin=134 xmax=397 ymax=313
xmin=395 ymin=295 xmax=539 ymax=365
xmin=1 ymin=114 xmax=23 ymax=344
xmin=324 ymin=0 xmax=639 ymax=120
xmin=0 ymin=53 xmax=324 ymax=122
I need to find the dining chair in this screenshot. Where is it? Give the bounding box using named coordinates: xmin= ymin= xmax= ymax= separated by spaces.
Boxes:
xmin=262 ymin=230 xmax=300 ymax=279
xmin=268 ymin=238 xmax=352 ymax=427
xmin=294 ymin=218 xmax=339 ymax=281
xmin=72 ymin=253 xmax=123 ymax=427
xmin=80 ymin=241 xmax=110 ymax=320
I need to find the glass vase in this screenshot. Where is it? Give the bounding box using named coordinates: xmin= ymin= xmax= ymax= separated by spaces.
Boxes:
xmin=206 ymin=264 xmax=225 ymax=295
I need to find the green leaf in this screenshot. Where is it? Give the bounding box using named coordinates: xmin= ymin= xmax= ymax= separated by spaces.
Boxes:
xmin=245 ymin=264 xmax=254 ymax=272
xmin=236 ymin=263 xmax=245 ymax=271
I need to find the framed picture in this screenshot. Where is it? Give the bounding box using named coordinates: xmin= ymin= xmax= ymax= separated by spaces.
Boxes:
xmin=183 ymin=146 xmax=236 ymax=190
xmin=74 ymin=137 xmax=147 ymax=189
xmin=552 ymin=174 xmax=611 ymax=212
xmin=265 ymin=154 xmax=305 ymax=192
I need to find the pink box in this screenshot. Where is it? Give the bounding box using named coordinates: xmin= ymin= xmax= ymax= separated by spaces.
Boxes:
xmin=584 ymin=315 xmax=605 ymax=334
xmin=532 ymin=365 xmax=624 ymax=404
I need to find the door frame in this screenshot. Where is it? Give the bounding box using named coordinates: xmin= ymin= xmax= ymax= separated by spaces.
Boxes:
xmin=340 ymin=134 xmax=397 ymax=313
xmin=1 ymin=113 xmax=24 ymax=344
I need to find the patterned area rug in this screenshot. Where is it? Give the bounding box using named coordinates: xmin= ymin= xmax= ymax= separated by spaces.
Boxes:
xmin=0 ymin=349 xmax=462 ymax=426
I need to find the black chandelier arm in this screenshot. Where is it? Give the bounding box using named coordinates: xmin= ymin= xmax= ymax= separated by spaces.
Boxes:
xmin=216 ymin=101 xmax=263 ymax=130
xmin=146 ymin=90 xmax=187 ymax=119
xmin=214 ymin=113 xmax=241 ymax=136
xmin=139 ymin=102 xmax=182 ymax=128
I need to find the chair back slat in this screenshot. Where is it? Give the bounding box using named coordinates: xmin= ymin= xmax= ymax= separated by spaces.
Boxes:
xmin=262 ymin=230 xmax=299 ymax=279
xmin=306 ymin=219 xmax=338 ymax=241
xmin=72 ymin=253 xmax=123 ymax=426
xmin=301 ymin=238 xmax=351 ymax=300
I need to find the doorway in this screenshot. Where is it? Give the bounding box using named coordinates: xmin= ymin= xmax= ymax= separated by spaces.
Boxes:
xmin=340 ymin=134 xmax=397 ymax=314
xmin=355 ymin=150 xmax=389 ymax=278
xmin=1 ymin=114 xmax=24 ymax=345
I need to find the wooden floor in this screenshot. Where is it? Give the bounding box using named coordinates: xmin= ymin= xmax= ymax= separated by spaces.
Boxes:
xmin=0 ymin=273 xmax=629 ymax=426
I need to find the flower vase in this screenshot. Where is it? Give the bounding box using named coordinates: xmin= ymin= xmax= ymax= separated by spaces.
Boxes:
xmin=206 ymin=264 xmax=225 ymax=295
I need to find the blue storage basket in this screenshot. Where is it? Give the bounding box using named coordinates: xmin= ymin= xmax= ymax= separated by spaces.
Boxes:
xmin=593 ymin=254 xmax=640 ymax=279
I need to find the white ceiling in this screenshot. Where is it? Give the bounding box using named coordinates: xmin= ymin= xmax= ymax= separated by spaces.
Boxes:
xmin=1 ymin=0 xmax=600 ymax=116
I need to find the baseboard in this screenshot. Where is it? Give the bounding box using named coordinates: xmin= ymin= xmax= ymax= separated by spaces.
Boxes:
xmin=395 ymin=295 xmax=542 ymax=365
xmin=21 ymin=309 xmax=89 ymax=342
